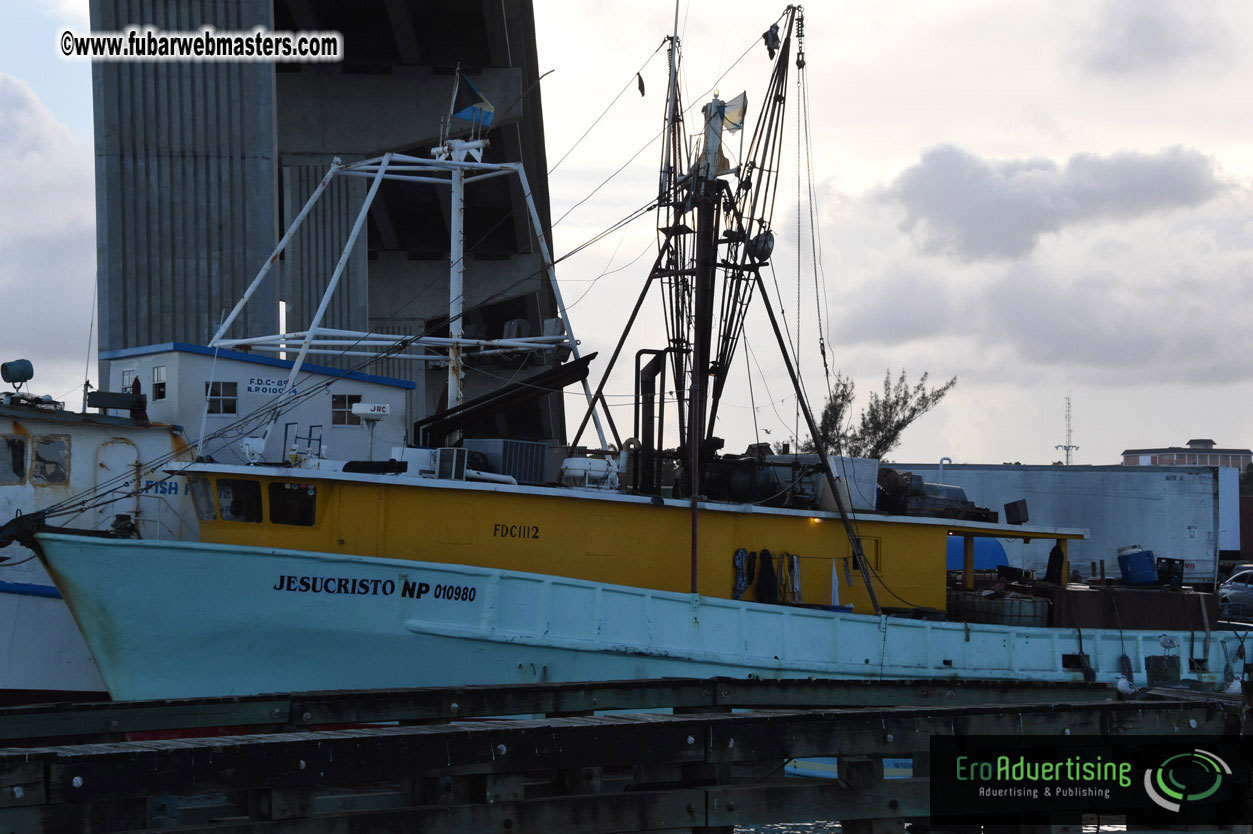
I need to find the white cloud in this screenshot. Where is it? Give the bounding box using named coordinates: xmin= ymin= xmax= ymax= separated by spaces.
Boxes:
xmin=885 ymin=145 xmax=1225 ymax=260
xmin=827 ymin=167 xmax=1253 ymax=387
xmin=42 ymin=0 xmax=89 ymax=28
xmin=1080 ymin=0 xmax=1227 ymax=75
xmin=0 ymin=74 xmax=95 ymax=395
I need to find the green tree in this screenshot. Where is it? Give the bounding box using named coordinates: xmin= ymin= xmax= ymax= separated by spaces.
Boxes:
xmin=802 ymin=369 xmax=956 ymax=459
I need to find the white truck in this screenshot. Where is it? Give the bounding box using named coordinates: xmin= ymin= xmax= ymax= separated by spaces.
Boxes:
xmin=895 ymin=463 xmax=1239 ymax=588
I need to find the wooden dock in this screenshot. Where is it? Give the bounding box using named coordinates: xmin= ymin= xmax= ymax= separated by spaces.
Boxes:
xmin=0 ymin=677 xmax=1244 ymax=833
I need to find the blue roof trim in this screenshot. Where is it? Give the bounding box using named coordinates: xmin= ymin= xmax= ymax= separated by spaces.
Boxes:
xmin=0 ymin=580 xmax=61 ymax=599
xmin=100 ymin=342 xmax=415 ymax=390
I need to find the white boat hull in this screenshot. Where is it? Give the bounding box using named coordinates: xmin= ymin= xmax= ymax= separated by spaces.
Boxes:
xmin=0 ymin=569 xmax=106 ymax=698
xmin=37 ymin=533 xmax=1244 ymax=701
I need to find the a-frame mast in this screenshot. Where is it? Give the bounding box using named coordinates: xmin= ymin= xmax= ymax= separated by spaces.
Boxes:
xmin=572 ymin=6 xmax=883 ymax=611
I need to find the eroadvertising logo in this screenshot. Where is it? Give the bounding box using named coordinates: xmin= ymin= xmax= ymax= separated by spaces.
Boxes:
xmin=930 ymin=736 xmax=1249 ymax=825
xmin=1143 ymin=749 xmax=1231 ymax=812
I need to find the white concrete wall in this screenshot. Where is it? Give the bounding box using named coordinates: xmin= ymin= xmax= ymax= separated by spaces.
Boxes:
xmin=103 ymin=350 xmax=410 ymax=465
xmin=1 ymin=407 xmax=197 ymax=574
xmin=896 ymin=464 xmax=1227 ymax=584
xmin=1219 ymin=466 xmax=1240 ymax=552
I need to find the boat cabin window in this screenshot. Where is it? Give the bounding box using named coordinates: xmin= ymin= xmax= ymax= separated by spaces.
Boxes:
xmin=29 ymin=436 xmax=69 ymax=486
xmin=0 ymin=435 xmax=26 ymax=484
xmin=332 ymin=394 xmax=362 ymax=426
xmin=152 ymin=365 xmax=167 ymax=401
xmin=269 ymin=482 xmax=317 ymax=526
xmin=189 ymin=476 xmax=217 ymax=521
xmin=217 ymin=478 xmax=262 ymax=523
xmin=205 ymin=382 xmax=238 ymax=415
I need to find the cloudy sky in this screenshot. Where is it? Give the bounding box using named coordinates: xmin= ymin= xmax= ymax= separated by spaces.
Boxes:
xmin=3 ymin=1 xmax=1252 ymax=465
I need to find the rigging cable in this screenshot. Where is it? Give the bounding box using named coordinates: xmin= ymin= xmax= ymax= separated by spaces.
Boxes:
xmin=745 ymin=340 xmax=792 ymax=439
xmin=565 ymin=243 xmax=655 ymax=310
xmin=37 ymin=192 xmax=661 ymax=521
xmin=79 ymin=278 xmax=98 ymax=410
xmin=745 ymin=337 xmax=759 ymax=444
xmin=794 ymin=60 xmax=803 ymax=446
xmin=548 ymin=40 xmax=667 ymax=175
xmin=554 ymin=19 xmax=779 ymax=230
xmin=797 ymin=43 xmax=833 ymax=396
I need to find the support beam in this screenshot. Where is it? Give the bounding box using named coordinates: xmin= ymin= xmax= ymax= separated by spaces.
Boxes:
xmin=210 ymin=162 xmax=339 ymax=346
xmin=370 ymin=193 xmax=400 ymax=251
xmin=384 ymin=0 xmax=422 ymax=64
xmin=513 ymin=163 xmax=609 ymax=448
xmin=571 ymin=246 xmax=669 ymax=447
xmin=263 ymin=155 xmax=393 ymax=446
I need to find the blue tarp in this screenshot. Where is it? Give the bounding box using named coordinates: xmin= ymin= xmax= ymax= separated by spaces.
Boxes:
xmin=945 ymin=537 xmax=1008 ymax=570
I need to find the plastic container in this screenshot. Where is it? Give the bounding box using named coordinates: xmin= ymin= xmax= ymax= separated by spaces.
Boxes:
xmin=946 ymin=590 xmax=1049 ymax=627
xmin=1156 ymin=557 xmax=1185 ymax=588
xmin=1117 ymin=547 xmax=1158 ymax=585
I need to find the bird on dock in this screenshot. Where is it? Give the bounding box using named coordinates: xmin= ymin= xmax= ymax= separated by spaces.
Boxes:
xmin=1115 ymin=674 xmax=1137 ymax=696
xmin=1224 ymin=677 xmax=1243 ymax=696
xmin=1158 ymin=633 xmax=1178 ymax=653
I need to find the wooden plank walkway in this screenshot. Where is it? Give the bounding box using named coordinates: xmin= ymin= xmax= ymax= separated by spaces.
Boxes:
xmin=0 ymin=677 xmax=1121 ymax=745
xmin=0 ymin=677 xmax=1243 ymax=833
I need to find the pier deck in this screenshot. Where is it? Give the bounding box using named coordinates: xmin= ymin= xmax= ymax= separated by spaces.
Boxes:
xmin=0 ymin=677 xmax=1244 ymax=833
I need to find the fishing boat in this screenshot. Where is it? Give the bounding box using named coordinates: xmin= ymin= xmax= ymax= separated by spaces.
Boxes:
xmin=0 ymin=361 xmax=195 ymax=701
xmin=4 ymin=7 xmax=1243 ymax=701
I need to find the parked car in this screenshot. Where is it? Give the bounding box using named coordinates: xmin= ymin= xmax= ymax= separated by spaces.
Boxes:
xmin=1219 ymin=570 xmax=1253 ymax=616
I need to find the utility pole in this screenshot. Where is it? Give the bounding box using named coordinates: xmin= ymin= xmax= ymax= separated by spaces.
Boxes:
xmin=1055 ymin=395 xmax=1078 ymax=465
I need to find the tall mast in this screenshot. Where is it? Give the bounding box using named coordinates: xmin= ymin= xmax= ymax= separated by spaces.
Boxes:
xmin=447 ymin=158 xmax=467 ymax=433
xmin=687 ymin=95 xmax=727 ymax=593
xmin=572 ymin=6 xmax=883 ymax=612
xmin=660 ymin=0 xmax=680 ymax=200
xmin=1055 ymin=395 xmax=1077 ymax=465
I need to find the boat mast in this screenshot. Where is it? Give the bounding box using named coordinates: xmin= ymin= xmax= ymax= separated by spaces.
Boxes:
xmin=447 ymin=144 xmax=471 ymax=441
xmin=660 ymin=1 xmax=680 ymax=201
xmin=687 ymin=94 xmax=728 ymax=593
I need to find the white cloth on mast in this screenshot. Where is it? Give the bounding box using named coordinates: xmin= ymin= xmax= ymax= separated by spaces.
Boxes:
xmin=722 ymin=92 xmax=747 ymax=132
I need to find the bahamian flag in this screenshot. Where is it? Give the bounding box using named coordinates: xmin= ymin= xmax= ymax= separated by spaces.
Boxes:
xmin=451 ymin=72 xmax=494 ymax=128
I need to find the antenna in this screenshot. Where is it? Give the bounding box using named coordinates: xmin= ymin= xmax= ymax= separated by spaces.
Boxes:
xmin=1055 ymin=395 xmax=1078 ymax=465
